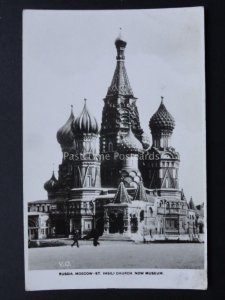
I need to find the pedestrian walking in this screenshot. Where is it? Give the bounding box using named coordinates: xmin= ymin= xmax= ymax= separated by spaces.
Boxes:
xmin=92 ymin=229 xmax=100 ymax=247
xmin=149 ymin=229 xmax=153 ymax=238
xmin=71 ymin=230 xmax=79 ymax=248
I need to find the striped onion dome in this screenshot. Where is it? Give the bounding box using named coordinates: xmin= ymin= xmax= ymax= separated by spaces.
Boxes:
xmin=72 ymin=99 xmax=98 ymax=135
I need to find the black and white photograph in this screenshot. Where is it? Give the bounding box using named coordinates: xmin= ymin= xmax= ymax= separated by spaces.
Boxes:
xmin=23 ymin=7 xmax=207 ymax=290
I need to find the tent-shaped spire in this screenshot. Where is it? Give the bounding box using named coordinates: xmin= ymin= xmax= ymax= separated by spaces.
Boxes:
xmin=133 ymin=180 xmax=148 ymax=201
xmin=181 ymin=188 xmax=186 ymax=201
xmin=106 ymin=36 xmax=134 ymax=97
xmin=113 ymin=181 xmax=132 ymax=204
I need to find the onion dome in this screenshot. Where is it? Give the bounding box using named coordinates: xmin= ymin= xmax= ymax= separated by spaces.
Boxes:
xmin=189 ymin=197 xmax=196 ymax=210
xmin=44 ymin=171 xmax=58 ymax=192
xmin=196 ymin=203 xmax=204 ymax=218
xmin=72 ymin=99 xmax=98 ymax=135
xmin=57 ymin=105 xmax=75 ymax=147
xmin=119 ymin=126 xmax=143 ymax=154
xmin=149 ymin=97 xmax=175 ymax=132
xmin=115 ymin=27 xmax=127 ymax=48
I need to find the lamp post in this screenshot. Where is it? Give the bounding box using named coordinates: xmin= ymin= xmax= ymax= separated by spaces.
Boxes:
xmin=162 ymin=199 xmax=167 ymax=237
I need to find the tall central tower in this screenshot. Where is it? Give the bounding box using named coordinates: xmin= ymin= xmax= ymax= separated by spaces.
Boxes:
xmin=100 ymin=33 xmax=147 ymax=187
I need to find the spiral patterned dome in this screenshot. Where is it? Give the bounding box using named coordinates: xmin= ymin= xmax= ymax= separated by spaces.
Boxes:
xmin=44 ymin=171 xmax=58 ymax=192
xmin=149 ymin=98 xmax=175 ymax=132
xmin=119 ymin=127 xmax=143 ymax=154
xmin=72 ymin=99 xmax=98 ymax=135
xmin=56 ymin=106 xmax=75 ymax=147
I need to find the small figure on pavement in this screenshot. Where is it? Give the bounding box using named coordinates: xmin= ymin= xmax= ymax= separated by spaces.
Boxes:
xmin=71 ymin=229 xmax=80 ymax=248
xmin=149 ymin=229 xmax=153 ymax=238
xmin=92 ymin=228 xmax=100 ymax=247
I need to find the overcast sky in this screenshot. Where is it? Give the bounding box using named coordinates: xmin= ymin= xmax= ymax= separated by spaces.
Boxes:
xmin=23 ymin=8 xmax=206 ymax=205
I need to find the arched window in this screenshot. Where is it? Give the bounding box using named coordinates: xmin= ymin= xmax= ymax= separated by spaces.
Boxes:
xmin=85 ymin=175 xmax=91 ymax=187
xmin=149 ymin=207 xmax=153 ymax=217
xmin=165 ymin=178 xmax=169 ymax=188
xmin=140 ymin=210 xmax=144 ymax=222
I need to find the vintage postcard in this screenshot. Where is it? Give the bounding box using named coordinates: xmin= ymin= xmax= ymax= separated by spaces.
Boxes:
xmin=23 ymin=7 xmax=207 ymax=290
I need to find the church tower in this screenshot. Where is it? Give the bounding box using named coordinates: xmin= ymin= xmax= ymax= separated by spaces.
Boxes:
xmin=100 ymin=32 xmax=148 ymax=187
xmin=143 ymin=97 xmax=180 ymax=196
xmin=55 ymin=101 xmax=101 ymax=192
xmin=72 ymin=99 xmax=101 ymax=188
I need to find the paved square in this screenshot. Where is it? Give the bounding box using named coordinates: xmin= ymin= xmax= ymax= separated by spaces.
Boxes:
xmin=28 ymin=241 xmax=204 ymax=270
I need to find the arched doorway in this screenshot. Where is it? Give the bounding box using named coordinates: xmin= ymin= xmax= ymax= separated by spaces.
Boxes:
xmin=28 ymin=218 xmax=38 ymax=240
xmin=140 ymin=210 xmax=144 ymax=222
xmin=51 ymin=218 xmax=68 ymax=237
xmin=109 ymin=212 xmax=124 ymax=233
xmin=130 ymin=214 xmax=138 ymax=233
xmin=199 ymin=222 xmax=204 ymax=233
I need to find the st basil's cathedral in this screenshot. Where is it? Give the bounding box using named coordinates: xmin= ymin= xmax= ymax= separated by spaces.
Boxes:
xmin=28 ymin=34 xmax=204 ymax=242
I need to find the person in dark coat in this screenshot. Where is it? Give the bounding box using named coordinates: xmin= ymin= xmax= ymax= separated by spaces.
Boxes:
xmin=71 ymin=230 xmax=79 ymax=248
xmin=92 ymin=228 xmax=100 ymax=247
xmin=149 ymin=229 xmax=153 ymax=238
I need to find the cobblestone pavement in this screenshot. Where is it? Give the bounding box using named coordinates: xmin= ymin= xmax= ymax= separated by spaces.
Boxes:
xmin=28 ymin=241 xmax=204 ymax=270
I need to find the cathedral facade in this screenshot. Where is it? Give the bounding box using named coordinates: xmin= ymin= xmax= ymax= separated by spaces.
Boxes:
xmin=28 ymin=35 xmax=204 ymax=242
